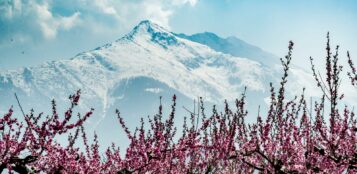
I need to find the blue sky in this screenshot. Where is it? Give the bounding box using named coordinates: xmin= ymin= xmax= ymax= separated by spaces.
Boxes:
xmin=1 ymin=0 xmax=357 ymax=69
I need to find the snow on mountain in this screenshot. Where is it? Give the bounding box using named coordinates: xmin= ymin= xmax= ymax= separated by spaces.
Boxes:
xmin=1 ymin=20 xmax=273 ymax=109
xmin=174 ymin=31 xmax=322 ymax=99
xmin=0 ymin=20 xmax=321 ymax=148
xmin=175 ymin=32 xmax=280 ymax=67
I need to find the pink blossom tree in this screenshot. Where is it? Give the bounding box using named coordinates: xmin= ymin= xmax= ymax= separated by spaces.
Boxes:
xmin=1 ymin=34 xmax=357 ymax=173
xmin=1 ymin=90 xmax=93 ymax=173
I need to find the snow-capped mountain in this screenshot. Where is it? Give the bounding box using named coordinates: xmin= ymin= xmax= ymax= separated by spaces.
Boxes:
xmin=0 ymin=20 xmax=319 ymax=148
xmin=0 ymin=20 xmax=275 ymax=113
xmin=175 ymin=32 xmax=279 ymax=67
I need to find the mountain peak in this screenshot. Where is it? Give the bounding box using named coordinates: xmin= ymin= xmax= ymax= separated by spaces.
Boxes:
xmin=126 ymin=20 xmax=168 ymax=37
xmin=123 ymin=20 xmax=179 ymax=48
xmin=137 ymin=20 xmax=154 ymax=27
xmin=135 ymin=20 xmax=155 ymax=31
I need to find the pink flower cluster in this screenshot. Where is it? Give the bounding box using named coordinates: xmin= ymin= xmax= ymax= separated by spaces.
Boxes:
xmin=1 ymin=34 xmax=357 ymax=173
xmin=0 ymin=90 xmax=93 ymax=173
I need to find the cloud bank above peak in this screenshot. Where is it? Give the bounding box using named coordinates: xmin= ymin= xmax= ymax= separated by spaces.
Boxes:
xmin=0 ymin=0 xmax=198 ymax=44
xmin=0 ymin=0 xmax=81 ymax=43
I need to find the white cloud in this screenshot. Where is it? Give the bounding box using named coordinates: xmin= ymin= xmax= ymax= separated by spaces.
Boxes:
xmin=0 ymin=0 xmax=198 ymax=43
xmin=86 ymin=0 xmax=198 ymax=29
xmin=93 ymin=0 xmax=118 ymax=15
xmin=0 ymin=0 xmax=81 ymax=42
xmin=1 ymin=0 xmax=22 ymax=19
xmin=172 ymin=0 xmax=198 ymax=6
xmin=142 ymin=3 xmax=173 ymax=28
xmin=33 ymin=2 xmax=81 ymax=39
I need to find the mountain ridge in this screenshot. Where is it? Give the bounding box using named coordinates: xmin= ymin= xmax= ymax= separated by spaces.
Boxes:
xmin=175 ymin=32 xmax=279 ymax=67
xmin=0 ymin=20 xmax=322 ymax=150
xmin=0 ymin=21 xmax=322 ymax=120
